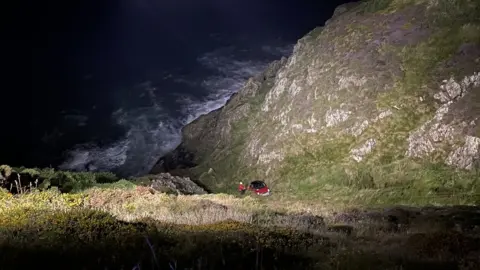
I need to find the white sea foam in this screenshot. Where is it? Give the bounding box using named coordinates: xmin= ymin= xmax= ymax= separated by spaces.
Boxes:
xmin=59 ymin=44 xmax=292 ymax=177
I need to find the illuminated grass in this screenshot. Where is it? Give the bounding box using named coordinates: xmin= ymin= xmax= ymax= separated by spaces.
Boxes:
xmin=1 ymin=192 xmax=479 ymax=269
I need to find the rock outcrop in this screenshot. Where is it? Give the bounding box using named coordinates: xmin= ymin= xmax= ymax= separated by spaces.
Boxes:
xmin=152 ymin=0 xmax=480 ymax=193
xmin=148 ymin=173 xmax=208 ymax=195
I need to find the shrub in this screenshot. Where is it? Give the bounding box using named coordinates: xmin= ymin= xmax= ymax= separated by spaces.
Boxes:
xmin=0 ymin=165 xmax=125 ymax=194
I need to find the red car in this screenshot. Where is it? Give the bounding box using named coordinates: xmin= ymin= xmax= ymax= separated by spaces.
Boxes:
xmin=247 ymin=180 xmax=271 ymax=196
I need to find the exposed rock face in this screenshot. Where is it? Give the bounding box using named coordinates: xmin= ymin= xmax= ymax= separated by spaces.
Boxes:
xmin=152 ymin=0 xmax=480 ymax=192
xmin=150 ymin=145 xmax=197 ymax=175
xmin=149 ymin=173 xmax=208 ymax=195
xmin=407 ymin=72 xmax=480 ymax=169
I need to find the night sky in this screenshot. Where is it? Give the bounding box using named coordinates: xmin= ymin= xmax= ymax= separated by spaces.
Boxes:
xmin=4 ymin=0 xmax=353 ymax=176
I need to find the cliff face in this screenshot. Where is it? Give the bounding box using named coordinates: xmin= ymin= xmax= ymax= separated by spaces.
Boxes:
xmin=152 ymin=0 xmax=480 ymax=194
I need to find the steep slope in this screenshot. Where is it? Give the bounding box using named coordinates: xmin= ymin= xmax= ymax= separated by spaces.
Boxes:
xmin=152 ymin=0 xmax=480 ymax=198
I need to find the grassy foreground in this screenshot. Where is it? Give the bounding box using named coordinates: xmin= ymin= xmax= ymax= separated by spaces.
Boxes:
xmin=1 ymin=167 xmax=480 ymax=270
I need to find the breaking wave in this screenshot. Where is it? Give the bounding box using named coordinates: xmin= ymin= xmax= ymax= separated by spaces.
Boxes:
xmin=59 ymin=44 xmax=292 ymax=177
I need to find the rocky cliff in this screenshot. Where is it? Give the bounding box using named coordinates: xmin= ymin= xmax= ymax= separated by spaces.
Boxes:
xmin=152 ymin=0 xmax=480 ymax=196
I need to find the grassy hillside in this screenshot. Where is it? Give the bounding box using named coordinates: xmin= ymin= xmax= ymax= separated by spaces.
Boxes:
xmin=1 ymin=165 xmax=480 ymax=269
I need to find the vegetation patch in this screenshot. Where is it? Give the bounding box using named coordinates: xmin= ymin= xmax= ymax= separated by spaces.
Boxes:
xmin=359 ymin=0 xmax=395 ymax=14
xmin=195 ymin=125 xmax=250 ymax=192
xmin=195 ymin=83 xmax=273 ymax=193
xmin=278 ymin=140 xmax=480 ymax=205
xmin=306 ymin=27 xmax=324 ymax=40
xmin=0 ymin=208 xmax=329 ymax=270
xmin=357 ymin=0 xmax=422 ymax=14
xmin=1 ymin=188 xmax=480 ymax=269
xmin=1 ymin=164 xmax=120 ymax=194
xmin=430 ymin=0 xmax=480 ymax=26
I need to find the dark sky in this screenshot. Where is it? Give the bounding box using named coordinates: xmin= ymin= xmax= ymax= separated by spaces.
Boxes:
xmin=3 ymin=0 xmax=353 ymax=168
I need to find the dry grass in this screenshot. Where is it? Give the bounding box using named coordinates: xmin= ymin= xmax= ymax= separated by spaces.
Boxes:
xmin=85 ymin=187 xmax=255 ymax=224
xmin=1 ymin=185 xmax=480 ymax=269
xmin=83 ymin=186 xmax=352 ymax=227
